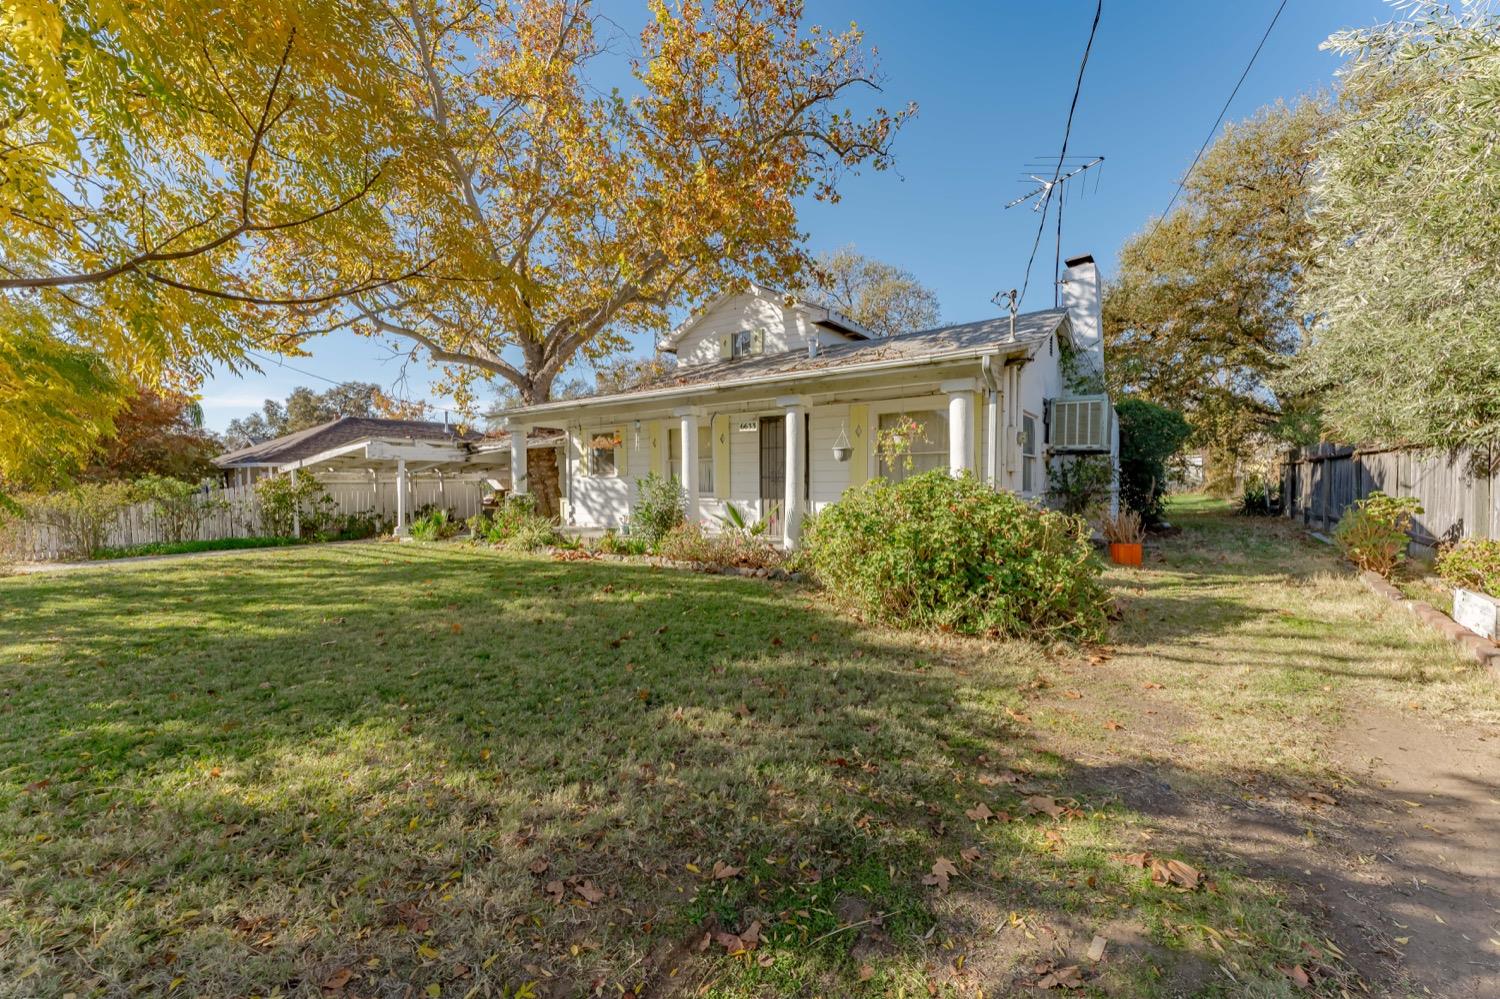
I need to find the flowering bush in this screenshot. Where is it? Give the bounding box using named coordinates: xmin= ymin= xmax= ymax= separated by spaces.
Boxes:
xmin=802 ymin=471 xmax=1109 ymax=639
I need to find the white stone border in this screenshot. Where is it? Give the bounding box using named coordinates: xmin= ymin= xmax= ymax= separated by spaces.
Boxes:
xmin=1360 ymin=570 xmax=1500 ymax=675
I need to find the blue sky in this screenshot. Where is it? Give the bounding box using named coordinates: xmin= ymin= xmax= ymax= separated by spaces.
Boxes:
xmin=198 ymin=0 xmax=1392 ymax=431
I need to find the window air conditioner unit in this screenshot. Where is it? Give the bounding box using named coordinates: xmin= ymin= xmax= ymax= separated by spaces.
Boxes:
xmin=1050 ymin=396 xmax=1110 ymax=452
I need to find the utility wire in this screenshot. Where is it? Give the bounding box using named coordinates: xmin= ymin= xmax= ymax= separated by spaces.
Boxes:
xmin=243 ymin=348 xmax=433 ymax=414
xmin=1019 ymin=0 xmax=1102 ymax=306
xmin=1153 ymin=0 xmax=1289 ymax=230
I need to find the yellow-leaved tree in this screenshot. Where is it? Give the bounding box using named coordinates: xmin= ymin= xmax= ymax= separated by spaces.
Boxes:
xmin=0 ymin=0 xmax=411 ymax=489
xmin=327 ymin=0 xmax=913 ymax=407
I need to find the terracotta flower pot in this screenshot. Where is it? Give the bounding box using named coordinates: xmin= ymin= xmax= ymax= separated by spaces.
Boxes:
xmin=1109 ymin=542 xmax=1143 ymax=566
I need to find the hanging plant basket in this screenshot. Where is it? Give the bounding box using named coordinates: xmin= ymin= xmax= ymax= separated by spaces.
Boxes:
xmin=832 ymin=423 xmax=852 ymax=463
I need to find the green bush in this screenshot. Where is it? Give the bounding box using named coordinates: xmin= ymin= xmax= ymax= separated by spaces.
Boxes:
xmin=409 ymin=507 xmax=459 ymax=541
xmin=255 ymin=473 xmax=334 ymax=538
xmin=1238 ymin=473 xmax=1278 ymax=517
xmin=632 ymin=473 xmax=686 ymax=549
xmin=133 ymin=475 xmax=225 ymax=542
xmin=1333 ymin=491 xmax=1422 ymax=578
xmin=472 ymin=495 xmax=557 ymax=552
xmin=322 ymin=510 xmax=388 ymax=541
xmin=802 ymin=471 xmax=1109 ymax=639
xmin=1047 ymin=455 xmax=1113 ymax=517
xmin=593 ymin=530 xmax=649 ymax=556
xmin=13 ymin=482 xmax=137 ymax=558
xmin=1116 ymin=400 xmax=1192 ymax=525
xmin=1435 ymin=538 xmax=1500 ymax=596
xmin=92 ymin=536 xmax=300 ymax=560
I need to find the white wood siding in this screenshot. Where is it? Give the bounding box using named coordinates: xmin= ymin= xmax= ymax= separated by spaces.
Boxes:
xmin=674 ymin=291 xmax=860 ymax=367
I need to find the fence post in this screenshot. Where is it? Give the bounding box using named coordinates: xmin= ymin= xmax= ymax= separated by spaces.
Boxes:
xmin=1474 ymin=446 xmax=1493 ymax=540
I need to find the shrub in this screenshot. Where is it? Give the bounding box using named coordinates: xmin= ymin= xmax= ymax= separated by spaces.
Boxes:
xmin=657 ymin=522 xmax=783 ymax=569
xmin=474 ymin=495 xmax=557 ymax=552
xmin=92 ymin=536 xmax=300 ymax=560
xmin=1238 ymin=473 xmax=1278 ymax=516
xmin=16 ymin=482 xmax=137 ymax=558
xmin=1101 ymin=509 xmax=1144 ymax=545
xmin=632 ymin=473 xmax=686 ymax=548
xmin=1333 ymin=491 xmax=1423 ymax=577
xmin=593 ymin=530 xmax=648 ymax=556
xmin=323 ymin=510 xmax=387 ymax=541
xmin=255 ymin=473 xmax=334 ymax=538
xmin=133 ymin=474 xmax=225 ymax=543
xmin=802 ymin=470 xmax=1109 ymax=639
xmin=409 ymin=507 xmax=459 ymax=541
xmin=1047 ymin=455 xmax=1113 ymax=517
xmin=1116 ymin=400 xmax=1192 ymax=526
xmin=1435 ymin=538 xmax=1500 ymax=596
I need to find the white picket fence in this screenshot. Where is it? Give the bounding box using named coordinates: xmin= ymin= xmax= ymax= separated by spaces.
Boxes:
xmin=6 ymin=472 xmax=492 ymax=562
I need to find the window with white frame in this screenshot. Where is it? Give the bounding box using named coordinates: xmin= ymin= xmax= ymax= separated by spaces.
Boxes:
xmin=1021 ymin=413 xmax=1039 ymax=493
xmin=668 ymin=426 xmax=714 ymax=494
xmin=877 ymin=410 xmax=948 ymax=483
xmin=588 ymin=428 xmax=621 ymax=476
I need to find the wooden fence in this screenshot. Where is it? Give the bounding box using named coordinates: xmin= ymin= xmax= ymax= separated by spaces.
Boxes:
xmin=1280 ymin=444 xmax=1499 ymax=549
xmin=6 ymin=471 xmax=492 ymax=562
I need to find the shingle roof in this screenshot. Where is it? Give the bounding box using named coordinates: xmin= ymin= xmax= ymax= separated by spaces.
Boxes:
xmin=510 ymin=307 xmax=1069 ymax=416
xmin=214 ymin=417 xmax=483 ymax=468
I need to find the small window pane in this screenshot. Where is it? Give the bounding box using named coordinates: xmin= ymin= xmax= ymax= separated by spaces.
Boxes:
xmin=1021 ymin=414 xmax=1038 ymax=493
xmin=698 ymin=425 xmax=714 ymax=494
xmin=732 ymin=330 xmax=753 ymax=357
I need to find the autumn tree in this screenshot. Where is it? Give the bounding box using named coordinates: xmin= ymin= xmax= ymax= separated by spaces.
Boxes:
xmin=336 ymin=0 xmax=911 ymax=406
xmin=81 ymin=391 xmax=220 ymax=485
xmin=1289 ymin=6 xmax=1500 ymax=449
xmin=1103 ymin=98 xmax=1334 ymax=466
xmin=0 ymin=0 xmax=411 ymax=489
xmin=808 ymin=247 xmax=940 ymax=337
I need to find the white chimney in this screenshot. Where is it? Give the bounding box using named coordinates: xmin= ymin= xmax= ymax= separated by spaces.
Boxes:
xmin=1060 ymin=254 xmax=1103 ymax=375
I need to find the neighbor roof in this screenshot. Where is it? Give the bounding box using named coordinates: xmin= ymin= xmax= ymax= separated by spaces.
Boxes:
xmin=214 ymin=417 xmax=483 ymax=468
xmin=506 ymin=308 xmax=1070 ymax=418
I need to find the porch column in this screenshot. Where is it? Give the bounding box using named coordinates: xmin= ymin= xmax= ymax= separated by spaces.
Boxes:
xmin=778 ymin=395 xmax=808 ymax=548
xmin=507 ymin=423 xmax=529 ymax=497
xmin=290 ymin=467 xmax=301 ymax=538
xmin=675 ymin=407 xmax=701 ymax=522
xmin=943 ymin=379 xmax=977 ymax=477
xmin=395 ymin=458 xmax=410 ymax=539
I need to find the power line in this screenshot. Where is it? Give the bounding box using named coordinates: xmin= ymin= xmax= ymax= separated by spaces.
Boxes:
xmin=242 ymin=348 xmax=432 ymax=412
xmin=1153 ymin=0 xmax=1289 ymax=229
xmin=1018 ymin=0 xmax=1102 ymax=306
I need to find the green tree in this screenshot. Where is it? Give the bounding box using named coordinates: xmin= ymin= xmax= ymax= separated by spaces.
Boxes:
xmin=1289 ymin=6 xmax=1500 ymax=449
xmin=1103 ymin=98 xmax=1335 ymax=467
xmin=224 ymin=383 xmax=390 ymax=448
xmin=808 ymin=247 xmax=941 ymax=337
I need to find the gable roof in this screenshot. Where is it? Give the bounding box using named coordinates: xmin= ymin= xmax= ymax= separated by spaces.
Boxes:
xmin=658 ymin=284 xmax=873 ymax=352
xmin=507 ymin=307 xmax=1070 ymax=418
xmin=214 ymin=417 xmax=483 ymax=468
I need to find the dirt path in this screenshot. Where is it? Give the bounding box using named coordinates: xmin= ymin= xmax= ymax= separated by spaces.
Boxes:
xmin=1325 ymin=708 xmax=1500 ymax=997
xmin=1024 ymin=506 xmax=1500 ymax=997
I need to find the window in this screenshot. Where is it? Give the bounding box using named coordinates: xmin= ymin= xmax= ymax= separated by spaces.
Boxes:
xmin=877 ymin=410 xmax=948 ymax=483
xmin=723 ymin=329 xmax=763 ymax=359
xmin=589 ymin=428 xmax=621 ymax=477
xmin=667 ymin=425 xmax=714 ymax=494
xmin=1021 ymin=413 xmax=1039 ymax=493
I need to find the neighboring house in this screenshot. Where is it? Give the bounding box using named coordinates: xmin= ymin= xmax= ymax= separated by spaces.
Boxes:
xmin=499 ymin=254 xmax=1118 ymax=547
xmin=212 ymin=416 xmax=563 ymax=533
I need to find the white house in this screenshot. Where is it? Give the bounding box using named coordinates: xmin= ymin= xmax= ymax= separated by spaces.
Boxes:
xmin=500 ymin=254 xmax=1118 ymax=547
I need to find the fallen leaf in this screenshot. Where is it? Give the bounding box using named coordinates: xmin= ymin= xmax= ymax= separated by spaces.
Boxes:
xmin=959 ymin=847 xmax=982 ymax=864
xmin=1004 ymin=707 xmax=1032 ymax=724
xmin=321 ymin=967 xmax=353 ymax=992
xmin=528 ymin=857 xmax=549 ymax=876
xmin=921 ymin=856 xmax=959 ymax=891
xmin=1087 ymin=935 xmax=1107 ymax=962
xmin=1063 ymin=689 xmax=1083 ymax=699
xmin=1035 ymin=964 xmax=1083 ymax=989
xmin=1302 ymin=791 xmax=1338 ymax=806
xmin=1142 ymin=681 xmax=1164 ymax=690
xmin=543 ymin=880 xmax=565 ymax=903
xmin=858 ymin=963 xmax=875 ymax=982
xmin=1149 ymin=858 xmax=1201 ymax=891
xmin=1277 ymin=964 xmax=1311 ymax=989
xmin=1024 ymin=796 xmax=1067 ymax=819
xmin=1111 ymin=852 xmax=1150 ymax=868
xmin=964 ymin=802 xmax=996 ymax=823
xmin=710 ymin=860 xmax=741 ymax=881
xmin=574 ymin=880 xmax=605 ymax=904
xmin=1103 ymin=719 xmax=1124 ymax=731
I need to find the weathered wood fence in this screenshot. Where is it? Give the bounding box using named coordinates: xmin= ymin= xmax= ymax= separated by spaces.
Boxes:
xmin=6 ymin=471 xmax=492 ymax=562
xmin=1280 ymin=444 xmax=1499 ymax=549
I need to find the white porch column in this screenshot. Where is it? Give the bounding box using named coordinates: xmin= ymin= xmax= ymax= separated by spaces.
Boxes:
xmin=394 ymin=458 xmax=410 ymax=539
xmin=675 ymin=407 xmax=701 ymax=522
xmin=507 ymin=423 xmax=529 ymax=497
xmin=778 ymin=395 xmax=807 ymax=548
xmin=289 ymin=467 xmax=301 ymax=538
xmin=943 ymin=379 xmax=977 ymax=477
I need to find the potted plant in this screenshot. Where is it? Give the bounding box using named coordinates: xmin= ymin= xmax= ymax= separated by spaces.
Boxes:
xmin=1102 ymin=509 xmax=1144 ymax=566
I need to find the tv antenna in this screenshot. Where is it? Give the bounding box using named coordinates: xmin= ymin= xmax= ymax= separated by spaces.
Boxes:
xmin=1005 ymin=155 xmax=1104 ymax=306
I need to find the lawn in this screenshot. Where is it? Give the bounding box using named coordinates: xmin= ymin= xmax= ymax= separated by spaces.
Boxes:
xmin=0 ymin=504 xmax=1493 ymax=997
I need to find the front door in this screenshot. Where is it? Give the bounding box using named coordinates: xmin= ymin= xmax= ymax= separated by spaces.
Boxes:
xmin=759 ymin=416 xmax=784 ymax=526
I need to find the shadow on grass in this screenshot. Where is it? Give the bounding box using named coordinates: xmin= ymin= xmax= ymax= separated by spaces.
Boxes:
xmin=0 ymin=542 xmax=1365 ymax=996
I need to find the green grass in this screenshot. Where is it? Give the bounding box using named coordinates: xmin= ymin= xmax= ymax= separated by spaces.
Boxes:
xmin=90 ymin=536 xmax=301 ymax=560
xmin=2 ymin=518 xmax=1491 ymax=997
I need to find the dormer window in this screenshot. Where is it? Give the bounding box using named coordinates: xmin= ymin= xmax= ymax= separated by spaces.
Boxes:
xmin=720 ymin=329 xmax=764 ymax=360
